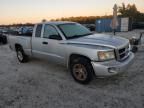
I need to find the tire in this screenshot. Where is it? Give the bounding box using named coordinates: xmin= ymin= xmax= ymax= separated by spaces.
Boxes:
xmin=70 ymin=57 xmax=94 ymax=84
xmin=0 ymin=37 xmax=2 ymax=43
xmin=2 ymin=37 xmax=7 ymax=44
xmin=16 ymin=47 xmax=28 ymax=63
xmin=132 ymin=46 xmax=138 ymax=53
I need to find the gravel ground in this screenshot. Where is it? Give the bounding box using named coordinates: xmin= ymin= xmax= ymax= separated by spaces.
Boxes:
xmin=0 ymin=30 xmax=144 ymax=108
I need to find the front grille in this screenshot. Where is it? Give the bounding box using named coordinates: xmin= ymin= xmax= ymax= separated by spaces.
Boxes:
xmin=116 ymin=44 xmax=130 ymax=61
xmin=119 ymin=48 xmax=125 ymax=54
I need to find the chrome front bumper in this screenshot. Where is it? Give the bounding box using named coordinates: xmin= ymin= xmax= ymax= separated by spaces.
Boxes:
xmin=91 ymin=52 xmax=134 ymax=77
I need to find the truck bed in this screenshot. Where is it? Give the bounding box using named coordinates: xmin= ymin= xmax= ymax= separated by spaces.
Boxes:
xmin=8 ymin=35 xmax=32 ymax=55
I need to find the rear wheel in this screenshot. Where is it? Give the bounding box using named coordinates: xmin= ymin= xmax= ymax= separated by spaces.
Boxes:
xmin=16 ymin=47 xmax=28 ymax=63
xmin=2 ymin=36 xmax=7 ymax=44
xmin=70 ymin=57 xmax=94 ymax=84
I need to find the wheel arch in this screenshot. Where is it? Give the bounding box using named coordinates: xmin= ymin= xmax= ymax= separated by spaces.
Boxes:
xmin=68 ymin=53 xmax=95 ymax=84
xmin=15 ymin=43 xmax=22 ymax=51
xmin=68 ymin=54 xmax=91 ymax=69
xmin=15 ymin=43 xmax=29 ymax=63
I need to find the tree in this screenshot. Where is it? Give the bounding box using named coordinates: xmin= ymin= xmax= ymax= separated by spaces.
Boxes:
xmin=50 ymin=15 xmax=112 ymax=24
xmin=118 ymin=3 xmax=144 ymax=22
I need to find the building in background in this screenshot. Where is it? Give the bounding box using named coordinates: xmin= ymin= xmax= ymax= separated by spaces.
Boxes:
xmin=95 ymin=17 xmax=132 ymax=32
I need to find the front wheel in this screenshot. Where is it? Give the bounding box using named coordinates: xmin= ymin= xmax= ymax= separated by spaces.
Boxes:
xmin=16 ymin=47 xmax=28 ymax=63
xmin=70 ymin=57 xmax=94 ymax=84
xmin=132 ymin=46 xmax=138 ymax=53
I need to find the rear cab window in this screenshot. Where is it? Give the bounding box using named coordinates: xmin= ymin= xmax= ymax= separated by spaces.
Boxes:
xmin=35 ymin=24 xmax=42 ymax=38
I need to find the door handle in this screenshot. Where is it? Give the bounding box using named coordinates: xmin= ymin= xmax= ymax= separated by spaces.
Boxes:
xmin=42 ymin=42 xmax=48 ymax=45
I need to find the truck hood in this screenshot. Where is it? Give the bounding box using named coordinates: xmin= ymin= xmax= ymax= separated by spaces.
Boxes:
xmin=66 ymin=34 xmax=129 ymax=49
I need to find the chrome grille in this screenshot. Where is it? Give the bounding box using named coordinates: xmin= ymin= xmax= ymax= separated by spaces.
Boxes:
xmin=116 ymin=44 xmax=130 ymax=61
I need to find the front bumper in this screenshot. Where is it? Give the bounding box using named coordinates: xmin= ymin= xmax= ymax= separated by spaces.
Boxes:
xmin=91 ymin=52 xmax=134 ymax=77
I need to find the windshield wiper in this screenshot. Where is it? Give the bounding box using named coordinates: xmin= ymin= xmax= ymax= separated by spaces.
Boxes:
xmin=68 ymin=33 xmax=93 ymax=39
xmin=67 ymin=35 xmax=82 ymax=39
xmin=82 ymin=32 xmax=93 ymax=36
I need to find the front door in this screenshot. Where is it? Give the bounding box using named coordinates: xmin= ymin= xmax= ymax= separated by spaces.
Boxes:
xmin=41 ymin=24 xmax=65 ymax=65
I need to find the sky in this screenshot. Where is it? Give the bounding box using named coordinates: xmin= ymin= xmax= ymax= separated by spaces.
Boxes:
xmin=0 ymin=0 xmax=144 ymax=25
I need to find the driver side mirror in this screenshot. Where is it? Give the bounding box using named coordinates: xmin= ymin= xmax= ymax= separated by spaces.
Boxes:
xmin=49 ymin=34 xmax=62 ymax=40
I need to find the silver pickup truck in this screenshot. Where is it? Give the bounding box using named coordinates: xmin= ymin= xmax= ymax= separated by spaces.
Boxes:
xmin=8 ymin=21 xmax=134 ymax=84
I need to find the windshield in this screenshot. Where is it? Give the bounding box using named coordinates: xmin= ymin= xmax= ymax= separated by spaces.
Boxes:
xmin=58 ymin=23 xmax=92 ymax=39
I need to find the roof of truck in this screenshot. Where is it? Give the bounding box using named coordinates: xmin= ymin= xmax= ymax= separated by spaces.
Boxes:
xmin=37 ymin=21 xmax=76 ymax=25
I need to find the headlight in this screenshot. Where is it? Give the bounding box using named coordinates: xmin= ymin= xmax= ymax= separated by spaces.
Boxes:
xmin=129 ymin=43 xmax=131 ymax=51
xmin=98 ymin=51 xmax=115 ymax=61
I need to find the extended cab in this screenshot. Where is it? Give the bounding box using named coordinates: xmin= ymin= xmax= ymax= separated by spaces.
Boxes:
xmin=8 ymin=21 xmax=134 ymax=84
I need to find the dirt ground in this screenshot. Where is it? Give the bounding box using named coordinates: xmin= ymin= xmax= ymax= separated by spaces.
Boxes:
xmin=0 ymin=30 xmax=144 ymax=108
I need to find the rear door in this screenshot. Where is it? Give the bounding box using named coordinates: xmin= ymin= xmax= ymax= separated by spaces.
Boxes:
xmin=32 ymin=24 xmax=44 ymax=57
xmin=41 ymin=24 xmax=65 ymax=64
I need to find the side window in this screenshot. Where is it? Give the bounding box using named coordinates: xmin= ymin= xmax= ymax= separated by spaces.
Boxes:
xmin=35 ymin=24 xmax=42 ymax=37
xmin=43 ymin=25 xmax=62 ymax=40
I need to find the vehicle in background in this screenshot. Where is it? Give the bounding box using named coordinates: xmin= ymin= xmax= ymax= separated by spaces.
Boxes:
xmin=132 ymin=22 xmax=144 ymax=29
xmin=17 ymin=26 xmax=33 ymax=36
xmin=130 ymin=32 xmax=144 ymax=53
xmin=83 ymin=24 xmax=95 ymax=31
xmin=8 ymin=21 xmax=134 ymax=84
xmin=0 ymin=29 xmax=7 ymax=44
